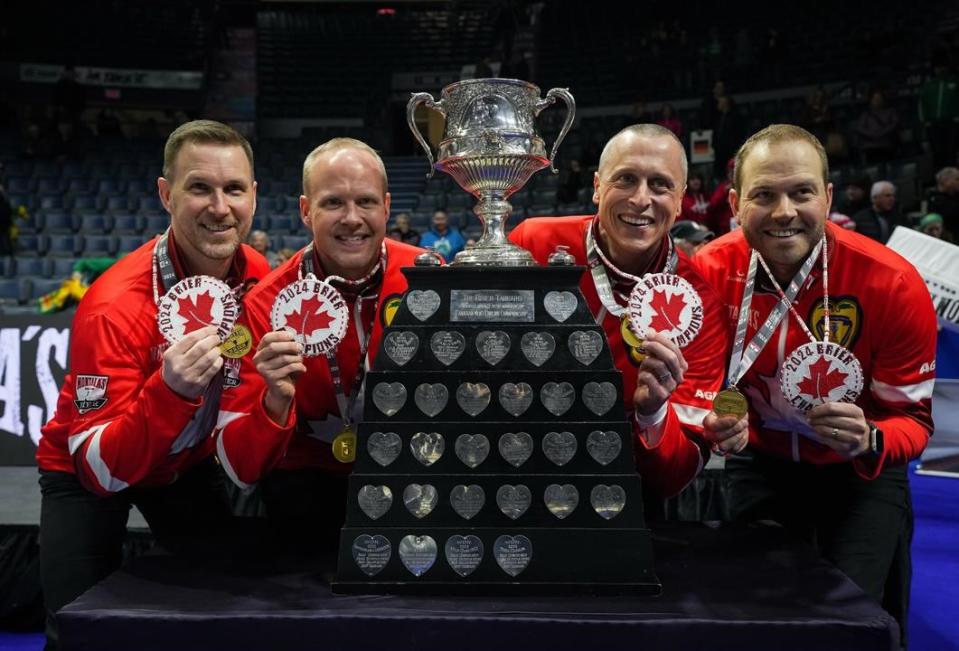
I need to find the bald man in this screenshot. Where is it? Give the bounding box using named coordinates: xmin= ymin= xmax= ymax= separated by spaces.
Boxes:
xmin=510 ymin=124 xmax=744 ymax=501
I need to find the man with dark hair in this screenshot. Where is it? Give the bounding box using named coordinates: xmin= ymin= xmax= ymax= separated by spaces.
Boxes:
xmin=420 ymin=209 xmax=466 ymax=262
xmin=510 ymin=124 xmax=746 ymax=501
xmin=670 ymin=220 xmax=714 ymax=257
xmin=694 ymin=124 xmax=936 ymax=642
xmin=215 ymin=138 xmax=423 ymax=550
xmin=37 ymin=120 xmax=271 ymax=649
xmin=927 ymin=166 xmax=959 ymax=232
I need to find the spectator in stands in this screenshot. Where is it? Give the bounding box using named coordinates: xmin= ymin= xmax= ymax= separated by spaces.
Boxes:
xmin=927 ymin=166 xmax=959 ymax=228
xmin=39 ymin=257 xmax=117 ymax=313
xmin=557 ymin=158 xmax=586 ymax=204
xmin=707 ymin=158 xmax=736 ymax=235
xmin=670 ymin=219 xmax=714 ymax=257
xmin=387 ymin=211 xmax=421 ymax=245
xmin=836 ymin=177 xmax=872 ymax=217
xmin=420 ymin=209 xmax=466 ymax=261
xmin=699 ymin=79 xmax=726 ymax=130
xmin=853 ymin=90 xmax=900 ymax=164
xmin=249 ymin=229 xmax=281 ymax=268
xmin=919 ymin=62 xmax=959 ymax=170
xmin=656 ymin=104 xmax=683 ymax=139
xmin=916 ymin=212 xmax=945 ymax=239
xmin=36 ymin=120 xmax=271 ymax=650
xmin=680 ymin=172 xmax=710 ymax=225
xmin=276 ymin=247 xmax=296 ymax=265
xmin=802 ymin=86 xmax=833 ymax=142
xmin=693 ymin=124 xmax=936 ymax=646
xmin=853 ymin=180 xmax=901 ymax=243
xmin=828 ymin=212 xmax=857 ymax=231
xmin=0 ymin=178 xmax=12 ymax=256
xmin=712 ymin=96 xmax=745 ymax=181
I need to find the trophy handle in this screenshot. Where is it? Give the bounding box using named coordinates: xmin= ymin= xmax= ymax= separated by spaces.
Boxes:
xmin=407 ymin=92 xmax=445 ymax=179
xmin=536 ymin=88 xmax=576 ymax=174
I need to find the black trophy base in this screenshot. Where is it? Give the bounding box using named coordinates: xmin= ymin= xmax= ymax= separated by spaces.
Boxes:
xmin=333 ymin=527 xmax=661 ymax=596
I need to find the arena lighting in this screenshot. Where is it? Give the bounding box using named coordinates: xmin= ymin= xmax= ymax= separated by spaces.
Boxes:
xmin=376 ymin=7 xmax=396 ymax=15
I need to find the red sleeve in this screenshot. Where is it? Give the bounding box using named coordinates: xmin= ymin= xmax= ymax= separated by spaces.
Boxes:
xmin=853 ymin=268 xmax=937 ymax=479
xmin=68 ymin=313 xmax=204 ymax=496
xmin=214 ymin=293 xmax=297 ymax=489
xmin=631 ymin=275 xmax=729 ymax=497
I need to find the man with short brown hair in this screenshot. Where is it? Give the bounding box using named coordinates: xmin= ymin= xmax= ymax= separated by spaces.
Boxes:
xmin=694 ymin=124 xmax=937 ymax=641
xmin=37 ymin=120 xmax=270 ymax=649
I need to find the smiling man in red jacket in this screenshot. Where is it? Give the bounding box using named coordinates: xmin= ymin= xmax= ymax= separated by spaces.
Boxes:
xmin=36 ymin=120 xmax=270 ymax=650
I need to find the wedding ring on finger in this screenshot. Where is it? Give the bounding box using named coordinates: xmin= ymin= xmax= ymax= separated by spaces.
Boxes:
xmin=657 ymin=371 xmax=672 ymax=384
xmin=831 ymin=428 xmax=839 ymax=440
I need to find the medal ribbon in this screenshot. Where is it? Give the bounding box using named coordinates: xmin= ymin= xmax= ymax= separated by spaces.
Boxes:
xmin=585 ymin=218 xmax=677 ymax=319
xmin=726 ymin=237 xmax=824 ymax=388
xmin=152 ymin=227 xmax=251 ymax=305
xmin=754 ymin=234 xmax=830 ymax=345
xmin=298 ymin=242 xmax=385 ymax=431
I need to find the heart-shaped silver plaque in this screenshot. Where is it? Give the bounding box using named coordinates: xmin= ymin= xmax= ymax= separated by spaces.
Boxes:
xmin=445 ymin=534 xmax=484 ymax=577
xmin=372 ymin=382 xmax=407 ymax=417
xmin=493 ymin=534 xmax=532 ymax=577
xmin=430 ymin=330 xmax=466 ymax=366
xmin=543 ymin=291 xmax=577 ymax=323
xmin=409 ymin=431 xmax=445 ymax=466
xmin=414 ymin=383 xmax=448 ymax=417
xmin=406 ymin=289 xmax=441 ymax=322
xmin=456 ymin=382 xmax=491 ymax=417
xmin=582 ymin=381 xmax=617 ymax=416
xmin=498 ymin=382 xmax=533 ymax=417
xmin=352 ymin=534 xmax=391 ymax=576
xmin=382 ymin=331 xmax=419 ymax=367
xmin=544 ymin=483 xmax=579 ymax=519
xmin=357 ymin=484 xmax=393 ymax=520
xmin=454 ymin=433 xmax=490 ymax=469
xmin=567 ymin=330 xmax=603 ymax=366
xmin=475 ymin=330 xmax=511 ymax=366
xmin=540 ymin=381 xmax=575 ymax=416
xmin=449 ymin=484 xmax=485 ymax=520
xmin=367 ymin=431 xmax=402 ymax=467
xmin=542 ymin=430 xmax=577 ymax=466
xmin=498 ymin=431 xmax=534 ymax=467
xmin=398 ymin=534 xmax=437 ymax=577
xmin=520 ymin=332 xmax=555 ymax=367
xmin=586 ymin=430 xmax=622 ymax=466
xmin=496 ymin=484 xmax=532 ymax=520
xmin=403 ymin=483 xmax=438 ymax=519
xmin=590 ymin=484 xmax=626 ymax=520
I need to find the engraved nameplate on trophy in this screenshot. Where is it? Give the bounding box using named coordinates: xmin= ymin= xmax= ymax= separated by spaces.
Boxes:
xmin=450 ymin=290 xmax=535 ymax=322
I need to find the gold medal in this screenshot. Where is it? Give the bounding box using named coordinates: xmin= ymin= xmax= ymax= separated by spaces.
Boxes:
xmin=220 ymin=324 xmax=253 ymax=358
xmin=332 ymin=427 xmax=357 ymax=463
xmin=713 ymin=388 xmax=749 ymax=419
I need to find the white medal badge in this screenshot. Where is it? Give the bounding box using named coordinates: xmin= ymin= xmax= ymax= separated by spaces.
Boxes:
xmin=156 ymin=276 xmax=238 ymax=345
xmin=271 ymin=277 xmax=349 ymax=357
xmin=626 ymin=273 xmax=704 ymax=348
xmin=780 ymin=340 xmax=864 ymax=411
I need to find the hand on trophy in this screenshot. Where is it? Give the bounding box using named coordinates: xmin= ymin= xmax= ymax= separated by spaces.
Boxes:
xmin=632 ymin=328 xmax=688 ymax=417
xmin=255 ymin=330 xmax=306 ymax=425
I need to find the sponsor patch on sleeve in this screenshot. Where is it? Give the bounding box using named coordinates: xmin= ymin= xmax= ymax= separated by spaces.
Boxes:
xmin=74 ymin=375 xmax=109 ymax=414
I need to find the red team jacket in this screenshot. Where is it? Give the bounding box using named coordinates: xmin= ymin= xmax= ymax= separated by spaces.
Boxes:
xmin=693 ymin=222 xmax=936 ymax=478
xmin=216 ymin=238 xmax=422 ymax=487
xmin=37 ymin=238 xmax=270 ymax=496
xmin=510 ymin=215 xmax=729 ymax=497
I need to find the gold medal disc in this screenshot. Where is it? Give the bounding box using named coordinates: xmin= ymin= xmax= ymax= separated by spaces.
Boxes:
xmin=220 ymin=324 xmax=253 ymax=358
xmin=332 ymin=427 xmax=357 ymax=463
xmin=712 ymin=388 xmax=749 ymax=419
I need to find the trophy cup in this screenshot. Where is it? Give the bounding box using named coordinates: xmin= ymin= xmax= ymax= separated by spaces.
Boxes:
xmin=332 ymin=80 xmax=659 ymax=596
xmin=406 ymin=78 xmax=574 ymax=266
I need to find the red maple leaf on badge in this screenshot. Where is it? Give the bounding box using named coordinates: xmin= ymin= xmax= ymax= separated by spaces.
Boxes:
xmin=288 ymin=296 xmax=334 ymax=337
xmin=648 ymin=290 xmax=687 ymax=332
xmin=177 ymin=292 xmax=216 ymax=334
xmin=797 ymin=356 xmax=848 ymax=401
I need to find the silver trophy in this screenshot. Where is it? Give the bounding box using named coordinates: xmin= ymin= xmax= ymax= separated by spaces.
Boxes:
xmin=407 ymin=78 xmax=575 ymax=266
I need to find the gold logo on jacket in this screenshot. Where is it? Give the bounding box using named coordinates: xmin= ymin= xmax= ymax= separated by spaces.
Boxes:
xmin=809 ymin=296 xmax=861 ymax=349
